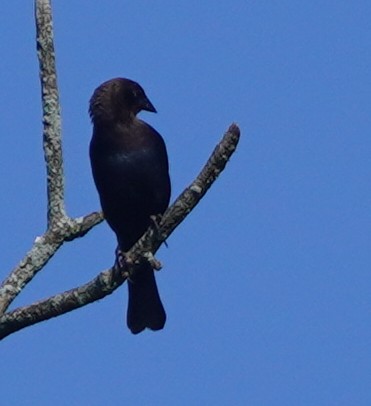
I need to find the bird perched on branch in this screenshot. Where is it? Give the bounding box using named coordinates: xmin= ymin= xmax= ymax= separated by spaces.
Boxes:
xmin=89 ymin=78 xmax=171 ymax=334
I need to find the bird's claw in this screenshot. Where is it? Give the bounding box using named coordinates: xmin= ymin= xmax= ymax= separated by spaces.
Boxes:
xmin=115 ymin=247 xmax=126 ymax=268
xmin=113 ymin=247 xmax=132 ymax=281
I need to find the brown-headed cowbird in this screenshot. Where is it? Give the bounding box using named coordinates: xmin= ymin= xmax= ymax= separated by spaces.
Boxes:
xmin=89 ymin=78 xmax=171 ymax=334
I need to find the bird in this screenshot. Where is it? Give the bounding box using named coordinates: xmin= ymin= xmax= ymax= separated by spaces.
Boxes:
xmin=89 ymin=78 xmax=171 ymax=334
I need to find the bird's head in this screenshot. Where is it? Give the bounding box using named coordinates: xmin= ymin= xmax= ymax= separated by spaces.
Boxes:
xmin=89 ymin=78 xmax=157 ymax=124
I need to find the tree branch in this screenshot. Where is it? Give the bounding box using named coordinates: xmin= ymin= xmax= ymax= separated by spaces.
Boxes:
xmin=0 ymin=211 xmax=103 ymax=315
xmin=0 ymin=0 xmax=241 ymax=340
xmin=0 ymin=124 xmax=240 ymax=340
xmin=0 ymin=0 xmax=104 ymax=315
xmin=36 ymin=0 xmax=65 ymax=227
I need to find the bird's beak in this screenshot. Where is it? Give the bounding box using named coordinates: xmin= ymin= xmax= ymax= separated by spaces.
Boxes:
xmin=141 ymin=96 xmax=157 ymax=113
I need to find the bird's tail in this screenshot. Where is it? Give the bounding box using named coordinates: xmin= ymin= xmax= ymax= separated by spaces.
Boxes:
xmin=127 ymin=263 xmax=166 ymax=334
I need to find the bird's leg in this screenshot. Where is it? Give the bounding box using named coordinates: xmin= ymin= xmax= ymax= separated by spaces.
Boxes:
xmin=150 ymin=214 xmax=168 ymax=247
xmin=113 ymin=246 xmax=133 ymax=281
xmin=114 ymin=247 xmax=161 ymax=278
xmin=115 ymin=246 xmax=126 ymax=268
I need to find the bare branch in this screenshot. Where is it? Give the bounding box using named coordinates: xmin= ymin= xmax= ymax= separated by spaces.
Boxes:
xmin=0 ymin=212 xmax=104 ymax=315
xmin=0 ymin=124 xmax=240 ymax=340
xmin=0 ymin=234 xmax=62 ymax=316
xmin=157 ymin=123 xmax=241 ymax=243
xmin=0 ymin=268 xmax=119 ymax=340
xmin=0 ymin=1 xmax=105 ymax=316
xmin=65 ymin=212 xmax=105 ymax=241
xmin=35 ymin=0 xmax=65 ymax=227
xmin=0 ymin=1 xmax=240 ymax=341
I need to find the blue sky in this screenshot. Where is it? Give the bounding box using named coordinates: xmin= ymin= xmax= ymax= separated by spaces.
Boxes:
xmin=1 ymin=1 xmax=370 ymax=405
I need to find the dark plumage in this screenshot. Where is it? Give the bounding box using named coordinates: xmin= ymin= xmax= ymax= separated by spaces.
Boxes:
xmin=89 ymin=78 xmax=171 ymax=334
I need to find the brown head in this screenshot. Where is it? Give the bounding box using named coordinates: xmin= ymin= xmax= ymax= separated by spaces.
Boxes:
xmin=89 ymin=78 xmax=156 ymax=125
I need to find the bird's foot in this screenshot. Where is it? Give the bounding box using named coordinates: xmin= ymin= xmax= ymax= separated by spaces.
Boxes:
xmin=113 ymin=247 xmax=132 ymax=281
xmin=115 ymin=246 xmax=126 ymax=268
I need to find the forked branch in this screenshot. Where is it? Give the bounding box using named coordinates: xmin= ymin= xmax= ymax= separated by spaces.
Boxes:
xmin=0 ymin=0 xmax=240 ymax=340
